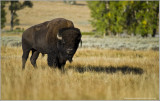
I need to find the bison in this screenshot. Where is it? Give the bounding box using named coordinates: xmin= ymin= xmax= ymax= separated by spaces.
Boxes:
xmin=22 ymin=18 xmax=82 ymax=71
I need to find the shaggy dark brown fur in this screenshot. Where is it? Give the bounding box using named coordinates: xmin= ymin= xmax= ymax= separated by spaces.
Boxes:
xmin=22 ymin=18 xmax=81 ymax=70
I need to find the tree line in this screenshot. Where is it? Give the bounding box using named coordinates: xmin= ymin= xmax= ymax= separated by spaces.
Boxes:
xmin=1 ymin=1 xmax=33 ymax=31
xmin=87 ymin=1 xmax=159 ymax=37
xmin=1 ymin=1 xmax=159 ymax=37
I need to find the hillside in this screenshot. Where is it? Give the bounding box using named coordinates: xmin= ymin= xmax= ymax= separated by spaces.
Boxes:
xmin=4 ymin=1 xmax=93 ymax=32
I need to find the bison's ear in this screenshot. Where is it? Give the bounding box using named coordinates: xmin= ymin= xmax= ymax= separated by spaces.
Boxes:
xmin=57 ymin=33 xmax=62 ymax=40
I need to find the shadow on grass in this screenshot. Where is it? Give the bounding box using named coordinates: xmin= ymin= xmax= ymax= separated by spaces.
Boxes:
xmin=68 ymin=66 xmax=144 ymax=75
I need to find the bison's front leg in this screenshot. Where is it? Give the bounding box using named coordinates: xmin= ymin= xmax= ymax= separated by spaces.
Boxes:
xmin=47 ymin=53 xmax=58 ymax=68
xmin=57 ymin=63 xmax=65 ymax=73
xmin=57 ymin=58 xmax=66 ymax=72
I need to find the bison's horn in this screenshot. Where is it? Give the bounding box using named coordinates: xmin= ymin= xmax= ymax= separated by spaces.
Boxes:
xmin=57 ymin=33 xmax=62 ymax=40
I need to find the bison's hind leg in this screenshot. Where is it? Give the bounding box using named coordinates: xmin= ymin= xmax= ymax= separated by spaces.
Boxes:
xmin=30 ymin=49 xmax=40 ymax=68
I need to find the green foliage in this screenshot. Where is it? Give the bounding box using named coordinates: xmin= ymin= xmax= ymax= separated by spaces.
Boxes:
xmin=108 ymin=1 xmax=127 ymax=35
xmin=81 ymin=32 xmax=95 ymax=35
xmin=22 ymin=1 xmax=33 ymax=8
xmin=9 ymin=1 xmax=33 ymax=30
xmin=1 ymin=1 xmax=7 ymax=29
xmin=128 ymin=1 xmax=159 ymax=37
xmin=87 ymin=1 xmax=159 ymax=37
xmin=87 ymin=1 xmax=107 ymax=36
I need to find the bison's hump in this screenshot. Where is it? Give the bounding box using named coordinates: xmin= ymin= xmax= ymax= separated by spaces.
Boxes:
xmin=46 ymin=18 xmax=74 ymax=43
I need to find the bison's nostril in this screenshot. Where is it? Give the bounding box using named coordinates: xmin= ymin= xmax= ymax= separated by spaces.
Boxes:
xmin=66 ymin=49 xmax=73 ymax=54
xmin=67 ymin=51 xmax=70 ymax=54
xmin=67 ymin=48 xmax=73 ymax=51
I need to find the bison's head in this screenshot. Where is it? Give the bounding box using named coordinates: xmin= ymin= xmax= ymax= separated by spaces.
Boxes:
xmin=57 ymin=27 xmax=82 ymax=63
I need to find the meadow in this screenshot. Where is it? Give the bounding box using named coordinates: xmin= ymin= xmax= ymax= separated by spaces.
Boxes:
xmin=1 ymin=36 xmax=159 ymax=100
xmin=1 ymin=1 xmax=159 ymax=100
xmin=4 ymin=1 xmax=92 ymax=32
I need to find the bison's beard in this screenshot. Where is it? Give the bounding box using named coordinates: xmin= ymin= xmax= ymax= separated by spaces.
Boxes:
xmin=68 ymin=58 xmax=73 ymax=63
xmin=66 ymin=54 xmax=73 ymax=63
xmin=47 ymin=53 xmax=58 ymax=67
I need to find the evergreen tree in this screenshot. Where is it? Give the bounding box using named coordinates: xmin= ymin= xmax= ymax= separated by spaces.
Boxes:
xmin=9 ymin=1 xmax=33 ymax=31
xmin=1 ymin=1 xmax=7 ymax=29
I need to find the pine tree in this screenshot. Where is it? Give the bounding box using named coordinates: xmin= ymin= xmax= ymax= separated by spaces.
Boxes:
xmin=9 ymin=1 xmax=33 ymax=31
xmin=1 ymin=1 xmax=7 ymax=29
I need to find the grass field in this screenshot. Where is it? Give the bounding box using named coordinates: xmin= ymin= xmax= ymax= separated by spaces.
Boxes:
xmin=1 ymin=1 xmax=159 ymax=100
xmin=1 ymin=46 xmax=159 ymax=100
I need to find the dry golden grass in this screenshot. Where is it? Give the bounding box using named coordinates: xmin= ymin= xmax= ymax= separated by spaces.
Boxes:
xmin=4 ymin=1 xmax=92 ymax=32
xmin=2 ymin=1 xmax=159 ymax=100
xmin=1 ymin=46 xmax=159 ymax=100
